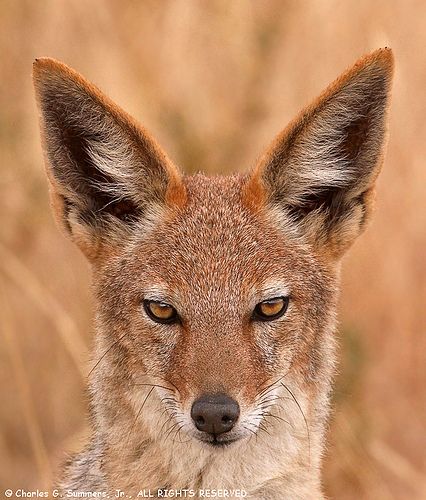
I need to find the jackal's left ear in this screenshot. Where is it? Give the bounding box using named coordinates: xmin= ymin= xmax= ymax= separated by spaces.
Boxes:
xmin=246 ymin=49 xmax=394 ymax=259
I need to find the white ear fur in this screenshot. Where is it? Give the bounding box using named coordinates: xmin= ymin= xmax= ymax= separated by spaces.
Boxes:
xmin=33 ymin=58 xmax=185 ymax=259
xmin=250 ymin=48 xmax=394 ymax=257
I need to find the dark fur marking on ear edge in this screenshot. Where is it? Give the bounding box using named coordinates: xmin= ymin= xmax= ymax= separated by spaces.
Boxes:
xmin=62 ymin=196 xmax=72 ymax=233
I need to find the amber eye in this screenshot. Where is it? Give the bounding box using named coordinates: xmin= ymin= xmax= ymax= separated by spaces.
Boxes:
xmin=143 ymin=300 xmax=178 ymax=324
xmin=253 ymin=296 xmax=289 ymax=321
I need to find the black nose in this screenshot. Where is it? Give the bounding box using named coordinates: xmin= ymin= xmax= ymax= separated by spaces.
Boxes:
xmin=191 ymin=393 xmax=240 ymax=435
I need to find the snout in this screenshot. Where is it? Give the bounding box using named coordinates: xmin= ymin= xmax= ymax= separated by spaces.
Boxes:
xmin=191 ymin=393 xmax=240 ymax=443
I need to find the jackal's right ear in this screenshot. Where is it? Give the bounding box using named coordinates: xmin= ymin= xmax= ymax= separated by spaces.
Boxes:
xmin=33 ymin=58 xmax=185 ymax=261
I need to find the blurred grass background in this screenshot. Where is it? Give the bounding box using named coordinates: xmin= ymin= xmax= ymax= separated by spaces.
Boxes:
xmin=0 ymin=1 xmax=425 ymax=498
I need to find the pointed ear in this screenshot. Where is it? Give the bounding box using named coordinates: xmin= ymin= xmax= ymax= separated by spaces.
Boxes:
xmin=33 ymin=58 xmax=185 ymax=261
xmin=245 ymin=48 xmax=394 ymax=259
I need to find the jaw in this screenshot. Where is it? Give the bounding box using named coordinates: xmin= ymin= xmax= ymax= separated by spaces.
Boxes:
xmin=89 ymin=364 xmax=331 ymax=495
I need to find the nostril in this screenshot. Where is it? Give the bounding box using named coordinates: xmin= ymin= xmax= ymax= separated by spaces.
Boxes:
xmin=222 ymin=415 xmax=232 ymax=424
xmin=196 ymin=416 xmax=205 ymax=426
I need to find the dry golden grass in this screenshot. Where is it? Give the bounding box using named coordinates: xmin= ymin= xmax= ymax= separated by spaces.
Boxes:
xmin=1 ymin=1 xmax=425 ymax=497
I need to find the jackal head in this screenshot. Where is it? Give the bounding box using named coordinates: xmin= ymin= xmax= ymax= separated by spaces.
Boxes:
xmin=33 ymin=50 xmax=393 ymax=451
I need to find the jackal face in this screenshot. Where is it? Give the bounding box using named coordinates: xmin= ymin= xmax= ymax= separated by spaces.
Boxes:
xmin=33 ymin=50 xmax=393 ymax=449
xmin=95 ymin=173 xmax=338 ymax=447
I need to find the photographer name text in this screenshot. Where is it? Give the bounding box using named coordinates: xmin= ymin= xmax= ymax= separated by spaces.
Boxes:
xmin=4 ymin=489 xmax=248 ymax=498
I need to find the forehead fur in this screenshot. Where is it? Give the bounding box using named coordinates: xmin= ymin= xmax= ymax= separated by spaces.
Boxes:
xmin=111 ymin=173 xmax=333 ymax=313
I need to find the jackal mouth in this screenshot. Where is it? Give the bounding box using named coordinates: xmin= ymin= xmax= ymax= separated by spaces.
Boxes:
xmin=197 ymin=435 xmax=241 ymax=447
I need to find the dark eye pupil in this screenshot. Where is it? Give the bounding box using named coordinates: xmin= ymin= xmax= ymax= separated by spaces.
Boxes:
xmin=254 ymin=296 xmax=289 ymax=321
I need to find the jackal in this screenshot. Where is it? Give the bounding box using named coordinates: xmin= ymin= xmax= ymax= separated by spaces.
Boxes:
xmin=33 ymin=48 xmax=393 ymax=498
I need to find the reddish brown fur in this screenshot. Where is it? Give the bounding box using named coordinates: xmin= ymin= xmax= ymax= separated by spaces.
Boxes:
xmin=33 ymin=49 xmax=393 ymax=498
